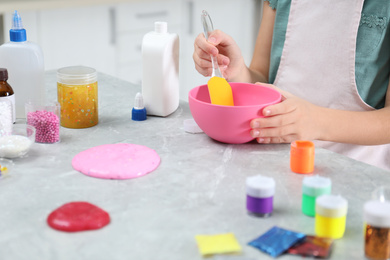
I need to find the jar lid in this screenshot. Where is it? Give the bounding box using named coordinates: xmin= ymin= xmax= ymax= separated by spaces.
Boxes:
xmin=57 ymin=66 xmax=97 ymax=85
xmin=315 ymin=194 xmax=348 ymax=218
xmin=302 ymin=175 xmax=332 ymax=196
xmin=246 ymin=175 xmax=275 ymax=198
xmin=364 ymin=200 xmax=390 ymax=228
xmin=0 ymin=68 xmax=8 ymax=81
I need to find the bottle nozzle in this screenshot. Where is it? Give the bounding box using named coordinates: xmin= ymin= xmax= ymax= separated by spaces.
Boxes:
xmin=132 ymin=92 xmax=147 ymax=121
xmin=12 ymin=10 xmax=24 ymax=30
xmin=134 ymin=92 xmax=145 ymax=109
xmin=154 ymin=22 xmax=168 ymax=34
xmin=10 ymin=10 xmax=26 ymax=42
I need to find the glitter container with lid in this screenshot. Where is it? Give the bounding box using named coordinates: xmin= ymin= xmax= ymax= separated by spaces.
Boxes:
xmin=57 ymin=66 xmax=98 ymax=129
xmin=315 ymin=194 xmax=348 ymax=239
xmin=302 ymin=175 xmax=332 ymax=217
xmin=364 ymin=200 xmax=390 ymax=260
xmin=246 ymin=175 xmax=275 ymax=217
xmin=25 ymin=102 xmax=60 ymax=143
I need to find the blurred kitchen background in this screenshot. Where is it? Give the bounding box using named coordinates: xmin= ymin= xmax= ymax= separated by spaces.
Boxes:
xmin=0 ymin=0 xmax=262 ymax=101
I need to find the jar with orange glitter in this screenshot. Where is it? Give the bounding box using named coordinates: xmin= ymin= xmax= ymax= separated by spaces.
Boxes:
xmin=364 ymin=200 xmax=390 ymax=260
xmin=57 ymin=66 xmax=98 ymax=129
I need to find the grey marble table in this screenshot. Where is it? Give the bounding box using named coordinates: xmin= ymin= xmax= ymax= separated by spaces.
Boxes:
xmin=0 ymin=71 xmax=389 ymax=260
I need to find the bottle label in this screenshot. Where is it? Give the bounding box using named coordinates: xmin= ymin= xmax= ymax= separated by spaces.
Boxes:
xmin=0 ymin=94 xmax=15 ymax=123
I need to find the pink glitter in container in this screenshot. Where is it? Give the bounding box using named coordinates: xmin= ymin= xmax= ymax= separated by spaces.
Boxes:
xmin=25 ymin=102 xmax=60 ymax=143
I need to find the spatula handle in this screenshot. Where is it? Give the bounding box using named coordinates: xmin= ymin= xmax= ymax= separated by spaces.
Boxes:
xmin=201 ymin=10 xmax=223 ymax=78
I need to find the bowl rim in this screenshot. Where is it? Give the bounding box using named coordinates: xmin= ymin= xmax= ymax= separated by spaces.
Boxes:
xmin=12 ymin=124 xmax=36 ymax=138
xmin=188 ymin=82 xmax=282 ymax=108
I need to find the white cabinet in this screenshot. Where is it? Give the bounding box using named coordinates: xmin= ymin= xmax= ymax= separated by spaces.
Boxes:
xmin=3 ymin=6 xmax=116 ymax=77
xmin=114 ymin=0 xmax=183 ymax=85
xmin=38 ymin=6 xmax=116 ymax=76
xmin=1 ymin=0 xmax=261 ymax=101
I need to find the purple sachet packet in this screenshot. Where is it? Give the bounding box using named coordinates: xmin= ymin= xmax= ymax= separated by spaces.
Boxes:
xmin=248 ymin=226 xmax=306 ymax=258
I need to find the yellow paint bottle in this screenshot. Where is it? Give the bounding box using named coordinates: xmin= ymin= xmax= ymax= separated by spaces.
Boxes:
xmin=315 ymin=194 xmax=348 ymax=239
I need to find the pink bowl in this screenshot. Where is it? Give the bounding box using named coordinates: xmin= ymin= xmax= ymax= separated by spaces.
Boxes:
xmin=188 ymin=82 xmax=282 ymax=144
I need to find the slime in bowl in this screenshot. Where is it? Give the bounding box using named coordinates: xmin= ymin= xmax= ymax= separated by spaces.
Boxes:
xmin=188 ymin=83 xmax=282 ymax=144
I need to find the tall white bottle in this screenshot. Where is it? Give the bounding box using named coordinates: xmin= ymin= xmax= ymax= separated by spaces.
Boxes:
xmin=142 ymin=22 xmax=179 ymax=117
xmin=0 ymin=11 xmax=45 ymax=119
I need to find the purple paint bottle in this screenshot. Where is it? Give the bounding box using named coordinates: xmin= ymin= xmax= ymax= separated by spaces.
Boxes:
xmin=246 ymin=175 xmax=275 ymax=217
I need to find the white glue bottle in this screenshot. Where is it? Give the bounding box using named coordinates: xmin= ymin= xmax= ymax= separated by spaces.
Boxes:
xmin=142 ymin=21 xmax=179 ymax=117
xmin=0 ymin=10 xmax=45 ymax=119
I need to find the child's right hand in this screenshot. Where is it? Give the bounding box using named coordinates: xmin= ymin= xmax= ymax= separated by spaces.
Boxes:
xmin=193 ymin=30 xmax=246 ymax=81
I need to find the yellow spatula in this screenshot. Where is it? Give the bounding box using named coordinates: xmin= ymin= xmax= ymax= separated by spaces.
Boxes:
xmin=201 ymin=10 xmax=234 ymax=106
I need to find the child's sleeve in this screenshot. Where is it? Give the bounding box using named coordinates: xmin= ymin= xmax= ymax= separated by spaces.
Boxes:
xmin=264 ymin=0 xmax=278 ymax=10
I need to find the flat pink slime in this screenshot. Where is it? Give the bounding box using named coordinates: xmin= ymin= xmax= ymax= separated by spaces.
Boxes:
xmin=72 ymin=143 xmax=160 ymax=180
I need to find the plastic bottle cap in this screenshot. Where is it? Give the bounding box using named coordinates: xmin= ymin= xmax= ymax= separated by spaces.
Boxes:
xmin=57 ymin=66 xmax=97 ymax=85
xmin=316 ymin=194 xmax=348 ymax=218
xmin=246 ymin=175 xmax=275 ymax=198
xmin=132 ymin=92 xmax=147 ymax=121
xmin=155 ymin=21 xmax=168 ymax=33
xmin=290 ymin=140 xmax=315 ymax=174
xmin=10 ymin=10 xmax=26 ymax=42
xmin=302 ymin=175 xmax=332 ymax=196
xmin=364 ymin=200 xmax=390 ymax=228
xmin=184 ymin=119 xmax=203 ymax=134
xmin=0 ymin=68 xmax=8 ymax=81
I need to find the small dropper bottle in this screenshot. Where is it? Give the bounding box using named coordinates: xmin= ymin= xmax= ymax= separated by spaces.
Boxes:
xmin=132 ymin=92 xmax=147 ymax=121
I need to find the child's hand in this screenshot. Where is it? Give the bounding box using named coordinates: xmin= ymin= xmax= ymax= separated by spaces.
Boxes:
xmin=193 ymin=30 xmax=246 ymax=81
xmin=250 ymin=83 xmax=324 ymax=143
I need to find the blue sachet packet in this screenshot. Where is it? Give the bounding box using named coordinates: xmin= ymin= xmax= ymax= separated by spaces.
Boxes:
xmin=248 ymin=226 xmax=306 ymax=258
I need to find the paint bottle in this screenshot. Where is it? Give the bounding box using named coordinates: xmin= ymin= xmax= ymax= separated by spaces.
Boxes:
xmin=0 ymin=11 xmax=45 ymax=119
xmin=302 ymin=175 xmax=332 ymax=217
xmin=57 ymin=66 xmax=98 ymax=129
xmin=315 ymin=194 xmax=348 ymax=239
xmin=246 ymin=175 xmax=275 ymax=217
xmin=364 ymin=200 xmax=390 ymax=260
xmin=290 ymin=140 xmax=315 ymax=174
xmin=142 ymin=21 xmax=179 ymax=117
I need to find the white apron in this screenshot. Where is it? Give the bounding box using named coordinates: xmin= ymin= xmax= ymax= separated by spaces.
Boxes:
xmin=274 ymin=0 xmax=390 ymax=171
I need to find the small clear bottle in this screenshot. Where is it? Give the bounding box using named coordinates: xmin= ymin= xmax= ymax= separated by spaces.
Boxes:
xmin=0 ymin=68 xmax=15 ymax=124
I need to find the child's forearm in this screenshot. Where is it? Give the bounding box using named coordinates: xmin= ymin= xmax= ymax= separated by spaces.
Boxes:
xmin=318 ymin=106 xmax=390 ymax=145
xmin=228 ymin=66 xmax=268 ymax=83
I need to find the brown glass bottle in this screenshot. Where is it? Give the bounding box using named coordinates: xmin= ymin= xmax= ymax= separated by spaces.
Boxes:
xmin=0 ymin=68 xmax=15 ymax=122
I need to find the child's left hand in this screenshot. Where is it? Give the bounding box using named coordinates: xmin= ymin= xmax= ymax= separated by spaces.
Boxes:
xmin=250 ymin=83 xmax=325 ymax=143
